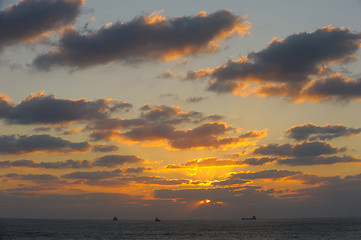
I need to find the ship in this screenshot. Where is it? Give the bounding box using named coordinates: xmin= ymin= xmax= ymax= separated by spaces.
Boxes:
xmin=113 ymin=216 xmax=118 ymax=221
xmin=241 ymin=216 xmax=256 ymax=220
xmin=154 ymin=217 xmax=161 ymax=222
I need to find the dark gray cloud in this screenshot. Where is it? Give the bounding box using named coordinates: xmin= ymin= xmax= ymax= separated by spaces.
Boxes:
xmin=2 ymin=174 xmax=361 ymax=219
xmin=230 ymin=169 xmax=301 ymax=180
xmin=92 ymin=144 xmax=119 ymax=152
xmin=241 ymin=157 xmax=277 ymax=165
xmin=166 ymin=156 xmax=277 ymax=169
xmin=0 ymin=134 xmax=91 ymax=155
xmin=210 ymin=169 xmax=335 ymax=187
xmin=167 ymin=157 xmax=243 ymax=169
xmin=186 ymin=27 xmax=361 ymax=101
xmin=211 ymin=179 xmax=250 ymax=186
xmin=0 ymin=191 xmax=180 ymax=219
xmin=278 ymin=155 xmax=361 ymax=166
xmin=0 ymin=0 xmax=83 ymax=49
xmin=32 ymin=9 xmax=250 ymax=70
xmin=302 ymin=74 xmax=361 ymax=101
xmin=253 ymin=141 xmax=345 ymax=157
xmin=286 ymin=123 xmax=361 ymax=141
xmin=93 ymin=154 xmax=144 ymax=167
xmin=88 ymin=104 xmax=260 ymax=150
xmin=6 ymin=186 xmax=58 ymax=192
xmin=198 ymin=114 xmax=224 ymax=123
xmin=0 ymin=93 xmax=132 ymax=124
xmin=0 ymin=153 xmax=145 ymax=169
xmin=61 ymin=169 xmax=124 ymax=180
xmin=141 ymin=105 xmax=203 ymax=125
xmin=0 ymin=159 xmax=91 ymax=168
xmin=4 ymin=173 xmax=65 ymax=185
xmin=186 ymin=96 xmax=207 ymax=103
xmin=86 ymin=176 xmax=190 ymax=187
xmin=88 ymin=105 xmax=204 ymax=136
xmin=120 ymin=122 xmax=265 ymax=150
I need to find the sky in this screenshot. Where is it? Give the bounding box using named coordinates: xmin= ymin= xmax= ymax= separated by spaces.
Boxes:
xmin=1 ymin=0 xmax=361 ymax=220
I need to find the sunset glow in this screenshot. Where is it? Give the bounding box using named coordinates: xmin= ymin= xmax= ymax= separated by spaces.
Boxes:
xmin=1 ymin=0 xmax=361 ymax=220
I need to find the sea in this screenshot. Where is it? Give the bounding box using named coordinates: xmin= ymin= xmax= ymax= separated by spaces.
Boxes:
xmin=0 ymin=218 xmax=361 ymax=240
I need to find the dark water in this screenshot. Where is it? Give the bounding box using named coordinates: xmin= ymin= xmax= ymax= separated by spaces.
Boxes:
xmin=1 ymin=218 xmax=361 ymax=239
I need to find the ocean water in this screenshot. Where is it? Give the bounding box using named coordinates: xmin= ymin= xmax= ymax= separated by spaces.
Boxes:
xmin=1 ymin=218 xmax=361 ymax=240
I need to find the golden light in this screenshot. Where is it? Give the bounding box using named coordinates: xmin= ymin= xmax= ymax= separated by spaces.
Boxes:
xmin=200 ymin=199 xmax=211 ymax=204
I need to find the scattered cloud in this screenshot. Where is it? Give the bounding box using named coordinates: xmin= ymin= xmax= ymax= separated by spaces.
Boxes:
xmin=167 ymin=156 xmax=277 ymax=169
xmin=87 ymin=104 xmax=262 ymax=150
xmin=0 ymin=92 xmax=132 ymax=125
xmin=0 ymin=159 xmax=91 ymax=169
xmin=301 ymin=74 xmax=361 ymax=101
xmin=285 ymin=123 xmax=361 ymax=141
xmin=61 ymin=169 xmax=124 ymax=180
xmin=0 ymin=134 xmax=91 ymax=155
xmin=229 ymin=169 xmax=301 ymax=180
xmin=252 ymin=141 xmax=346 ymax=157
xmin=92 ymin=144 xmax=120 ymax=152
xmin=4 ymin=173 xmax=65 ymax=184
xmin=186 ymin=27 xmax=361 ymax=102
xmin=167 ymin=157 xmax=245 ymax=169
xmin=122 ymin=122 xmax=267 ymax=150
xmin=92 ymin=154 xmax=145 ymax=167
xmin=0 ymin=154 xmax=145 ymax=169
xmin=0 ymin=0 xmax=84 ymax=50
xmin=85 ymin=176 xmax=190 ymax=187
xmin=186 ymin=96 xmax=207 ymax=103
xmin=278 ymin=155 xmax=361 ymax=166
xmin=32 ymin=10 xmax=250 ymax=70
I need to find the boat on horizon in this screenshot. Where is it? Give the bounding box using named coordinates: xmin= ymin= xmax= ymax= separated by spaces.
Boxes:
xmin=112 ymin=216 xmax=118 ymax=221
xmin=154 ymin=217 xmax=161 ymax=222
xmin=241 ymin=216 xmax=256 ymax=220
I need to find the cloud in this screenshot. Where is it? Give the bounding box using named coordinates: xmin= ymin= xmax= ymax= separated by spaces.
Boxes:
xmin=301 ymin=74 xmax=361 ymax=101
xmin=140 ymin=105 xmax=203 ymax=125
xmin=278 ymin=155 xmax=361 ymax=166
xmin=0 ymin=153 xmax=145 ymax=169
xmin=285 ymin=123 xmax=361 ymax=141
xmin=157 ymin=69 xmax=178 ymax=79
xmin=209 ymin=169 xmax=335 ymax=187
xmin=4 ymin=173 xmax=65 ymax=184
xmin=88 ymin=104 xmax=263 ymax=150
xmin=122 ymin=122 xmax=266 ymax=150
xmin=167 ymin=157 xmax=244 ymax=169
xmin=186 ymin=96 xmax=207 ymax=103
xmin=60 ymin=169 xmax=190 ymax=187
xmin=229 ymin=169 xmax=301 ymax=180
xmin=0 ymin=159 xmax=91 ymax=169
xmin=92 ymin=154 xmax=145 ymax=167
xmin=0 ymin=134 xmax=91 ymax=155
xmin=92 ymin=144 xmax=119 ymax=152
xmin=0 ymin=92 xmax=132 ymax=124
xmin=88 ymin=105 xmax=203 ymax=135
xmin=61 ymin=169 xmax=124 ymax=180
xmin=167 ymin=156 xmax=276 ymax=169
xmin=32 ymin=10 xmax=250 ymax=70
xmin=241 ymin=157 xmax=277 ymax=165
xmin=86 ymin=176 xmax=190 ymax=187
xmin=211 ymin=179 xmax=250 ymax=186
xmin=0 ymin=0 xmax=84 ymax=49
xmin=0 ymin=191 xmax=179 ymax=219
xmin=186 ymin=27 xmax=361 ymax=101
xmin=252 ymin=141 xmax=346 ymax=157
xmin=2 ymin=173 xmax=361 ymax=219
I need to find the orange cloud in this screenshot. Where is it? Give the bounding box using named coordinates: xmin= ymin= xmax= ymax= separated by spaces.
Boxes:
xmin=144 ymin=10 xmax=166 ymax=25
